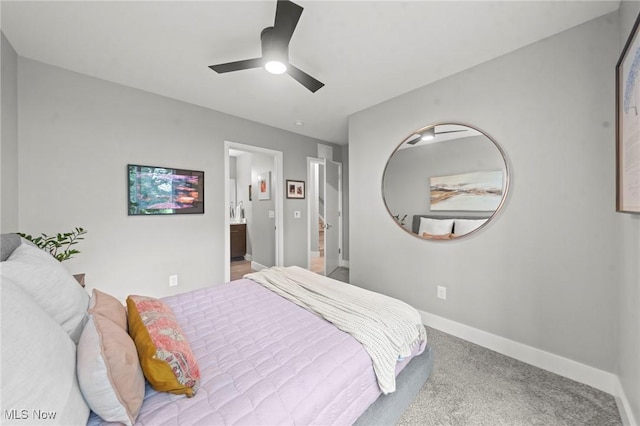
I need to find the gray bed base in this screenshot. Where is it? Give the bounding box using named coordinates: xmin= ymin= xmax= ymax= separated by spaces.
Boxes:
xmin=355 ymin=344 xmax=434 ymax=426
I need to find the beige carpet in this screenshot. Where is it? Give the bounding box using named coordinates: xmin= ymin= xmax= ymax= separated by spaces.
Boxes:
xmin=328 ymin=268 xmax=621 ymax=425
xmin=398 ymin=327 xmax=621 ymax=426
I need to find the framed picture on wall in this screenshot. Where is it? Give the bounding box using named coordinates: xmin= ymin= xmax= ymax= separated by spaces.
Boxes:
xmin=616 ymin=10 xmax=640 ymax=214
xmin=127 ymin=164 xmax=204 ymax=215
xmin=286 ymin=180 xmax=305 ymax=199
xmin=258 ymin=171 xmax=271 ymax=200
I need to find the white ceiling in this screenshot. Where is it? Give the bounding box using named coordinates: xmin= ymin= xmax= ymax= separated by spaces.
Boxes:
xmin=1 ymin=1 xmax=619 ymax=145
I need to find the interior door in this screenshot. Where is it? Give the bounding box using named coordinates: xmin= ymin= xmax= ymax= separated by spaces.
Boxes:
xmin=324 ymin=160 xmax=340 ymax=276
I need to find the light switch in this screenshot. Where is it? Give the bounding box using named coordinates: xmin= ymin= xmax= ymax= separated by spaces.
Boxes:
xmin=268 ymin=210 xmax=275 ymax=219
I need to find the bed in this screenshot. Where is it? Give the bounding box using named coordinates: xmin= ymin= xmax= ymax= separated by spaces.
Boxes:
xmin=0 ymin=234 xmax=433 ymax=425
xmin=412 ymin=214 xmax=492 ymax=239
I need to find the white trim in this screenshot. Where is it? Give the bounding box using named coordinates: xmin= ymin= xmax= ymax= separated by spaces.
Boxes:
xmin=614 ymin=377 xmax=638 ymax=426
xmin=336 ymin=161 xmax=343 ymax=275
xmin=306 ymin=157 xmax=315 ymax=271
xmin=419 ymin=310 xmax=617 ymax=395
xmin=251 ymin=261 xmax=269 ymax=272
xmin=224 ymin=141 xmax=284 ymax=282
xmin=223 ymin=146 xmax=231 ymax=282
xmin=340 ymin=259 xmax=350 ymax=268
xmin=244 ymin=254 xmax=252 ymax=261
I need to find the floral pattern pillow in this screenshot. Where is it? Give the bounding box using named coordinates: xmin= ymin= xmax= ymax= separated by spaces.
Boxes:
xmin=127 ymin=295 xmax=200 ymax=397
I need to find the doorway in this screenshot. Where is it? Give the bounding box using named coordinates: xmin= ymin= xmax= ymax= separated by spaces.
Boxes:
xmin=307 ymin=157 xmax=342 ymax=276
xmin=224 ymin=141 xmax=284 ymax=282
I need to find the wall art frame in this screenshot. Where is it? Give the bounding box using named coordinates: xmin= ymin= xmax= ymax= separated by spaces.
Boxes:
xmin=616 ymin=10 xmax=640 ymax=214
xmin=258 ymin=171 xmax=271 ymax=200
xmin=127 ymin=164 xmax=204 ymax=215
xmin=286 ymin=180 xmax=305 ymax=199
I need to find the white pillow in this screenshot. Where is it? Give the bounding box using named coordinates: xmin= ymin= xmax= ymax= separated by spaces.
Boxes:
xmin=77 ymin=313 xmax=145 ymax=426
xmin=0 ymin=241 xmax=89 ymax=343
xmin=1 ymin=278 xmax=90 ymax=425
xmin=418 ymin=218 xmax=454 ymax=236
xmin=453 ymin=219 xmax=488 ymax=236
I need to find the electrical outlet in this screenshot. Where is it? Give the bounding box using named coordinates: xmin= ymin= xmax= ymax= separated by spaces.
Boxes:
xmin=294 ymin=211 xmax=301 ymax=219
xmin=169 ymin=275 xmax=178 ymax=287
xmin=437 ymin=286 xmax=447 ymax=300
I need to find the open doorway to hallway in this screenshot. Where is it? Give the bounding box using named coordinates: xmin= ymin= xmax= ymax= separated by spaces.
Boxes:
xmin=310 ymin=216 xmax=325 ymax=274
xmin=225 ymin=142 xmax=283 ymax=282
xmin=307 ymin=157 xmax=342 ymax=277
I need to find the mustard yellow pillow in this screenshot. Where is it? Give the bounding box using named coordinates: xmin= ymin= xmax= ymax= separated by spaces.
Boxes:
xmin=127 ymin=295 xmax=200 ymax=397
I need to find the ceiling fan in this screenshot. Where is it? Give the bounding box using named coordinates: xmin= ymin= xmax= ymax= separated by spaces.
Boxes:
xmin=405 ymin=127 xmax=468 ymax=145
xmin=209 ymin=0 xmax=324 ymax=93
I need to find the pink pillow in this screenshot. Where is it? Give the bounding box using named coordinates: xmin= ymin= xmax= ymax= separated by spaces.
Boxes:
xmin=77 ymin=300 xmax=145 ymax=425
xmin=127 ymin=295 xmax=200 ymax=397
xmin=89 ymin=288 xmax=127 ymax=330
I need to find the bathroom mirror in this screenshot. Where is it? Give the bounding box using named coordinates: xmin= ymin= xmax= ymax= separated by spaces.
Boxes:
xmin=382 ymin=123 xmax=509 ymax=240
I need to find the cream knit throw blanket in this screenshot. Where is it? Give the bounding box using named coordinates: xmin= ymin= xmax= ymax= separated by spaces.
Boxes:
xmin=245 ymin=266 xmax=427 ymax=394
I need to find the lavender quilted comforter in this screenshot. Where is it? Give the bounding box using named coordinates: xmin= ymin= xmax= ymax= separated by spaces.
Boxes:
xmin=89 ymin=279 xmax=420 ymax=425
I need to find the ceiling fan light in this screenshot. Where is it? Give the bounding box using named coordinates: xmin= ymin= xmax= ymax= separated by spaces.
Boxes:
xmin=421 ymin=128 xmax=435 ymax=141
xmin=265 ymin=60 xmax=287 ymax=74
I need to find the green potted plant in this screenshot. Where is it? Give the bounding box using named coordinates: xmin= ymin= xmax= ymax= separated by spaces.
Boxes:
xmin=393 ymin=214 xmax=407 ymax=226
xmin=18 ymin=227 xmax=88 ymax=285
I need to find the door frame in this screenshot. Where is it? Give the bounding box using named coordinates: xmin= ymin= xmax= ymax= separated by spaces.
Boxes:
xmin=224 ymin=141 xmax=284 ymax=281
xmin=306 ymin=157 xmax=342 ymax=274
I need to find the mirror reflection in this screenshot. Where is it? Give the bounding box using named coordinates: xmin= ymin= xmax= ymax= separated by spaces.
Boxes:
xmin=382 ymin=123 xmax=509 ymax=240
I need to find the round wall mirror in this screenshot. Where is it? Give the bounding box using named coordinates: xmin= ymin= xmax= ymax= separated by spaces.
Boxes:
xmin=382 ymin=123 xmax=509 ymax=240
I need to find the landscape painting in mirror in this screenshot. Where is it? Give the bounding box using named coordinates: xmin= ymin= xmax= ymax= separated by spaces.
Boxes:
xmin=430 ymin=170 xmax=504 ymax=211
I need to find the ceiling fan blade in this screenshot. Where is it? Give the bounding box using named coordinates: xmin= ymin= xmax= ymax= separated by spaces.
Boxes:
xmin=209 ymin=58 xmax=263 ymax=74
xmin=287 ymin=64 xmax=324 ymax=93
xmin=405 ymin=134 xmax=422 ymax=145
xmin=272 ymin=0 xmax=303 ymax=49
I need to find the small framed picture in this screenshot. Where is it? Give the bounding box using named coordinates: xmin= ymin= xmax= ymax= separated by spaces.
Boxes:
xmin=286 ymin=180 xmax=305 ymax=199
xmin=258 ymin=172 xmax=271 ymax=200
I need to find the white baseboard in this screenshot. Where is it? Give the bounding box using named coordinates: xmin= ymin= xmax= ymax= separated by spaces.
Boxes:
xmin=244 ymin=254 xmax=252 ymax=261
xmin=614 ymin=377 xmax=638 ymax=426
xmin=340 ymin=259 xmax=350 ymax=268
xmin=419 ymin=310 xmax=617 ymax=395
xmin=251 ymin=261 xmax=268 ymax=271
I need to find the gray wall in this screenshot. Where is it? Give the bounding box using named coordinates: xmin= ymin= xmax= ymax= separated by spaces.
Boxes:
xmin=12 ymin=57 xmax=343 ymax=300
xmin=349 ymin=13 xmax=619 ymax=375
xmin=617 ymin=3 xmax=640 ymax=423
xmin=1 ymin=32 xmax=19 ymax=233
xmin=250 ymin=152 xmax=276 ymax=267
xmin=229 ymin=156 xmax=237 ymax=179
